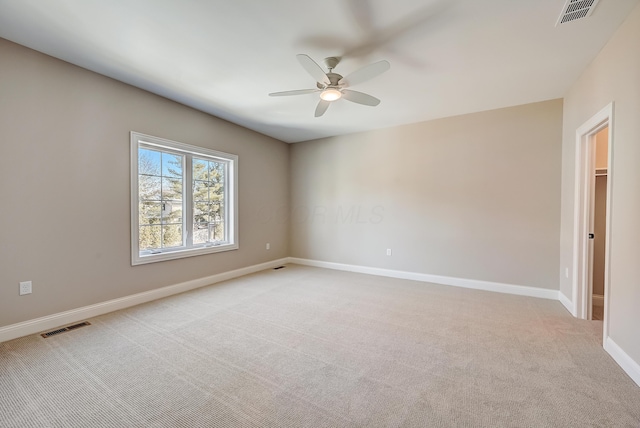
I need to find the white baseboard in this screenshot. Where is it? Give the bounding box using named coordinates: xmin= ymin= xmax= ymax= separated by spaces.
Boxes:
xmin=0 ymin=258 xmax=288 ymax=343
xmin=592 ymin=294 xmax=604 ymax=307
xmin=559 ymin=291 xmax=576 ymax=316
xmin=288 ymin=258 xmax=559 ymax=300
xmin=604 ymin=336 xmax=640 ymax=387
xmin=290 ymin=258 xmax=640 ymax=387
xmin=4 ymin=255 xmax=639 ymax=388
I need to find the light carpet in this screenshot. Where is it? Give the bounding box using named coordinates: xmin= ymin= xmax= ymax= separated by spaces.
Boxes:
xmin=1 ymin=264 xmax=639 ymax=427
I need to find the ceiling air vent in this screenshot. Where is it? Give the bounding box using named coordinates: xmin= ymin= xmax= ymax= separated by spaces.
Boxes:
xmin=556 ymin=0 xmax=600 ymax=26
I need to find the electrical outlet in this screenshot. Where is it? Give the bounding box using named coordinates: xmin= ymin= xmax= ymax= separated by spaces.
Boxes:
xmin=19 ymin=281 xmax=32 ymax=296
xmin=266 ymin=243 xmax=270 ymax=250
xmin=386 ymin=249 xmax=392 ymax=256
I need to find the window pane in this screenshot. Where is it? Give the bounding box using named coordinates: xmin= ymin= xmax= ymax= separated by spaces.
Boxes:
xmin=193 ymin=225 xmax=208 ymax=245
xmin=162 ymin=177 xmax=182 ymax=201
xmin=194 ymin=202 xmax=210 ymax=225
xmin=209 ymin=185 xmax=223 ymax=202
xmin=211 ymin=217 xmax=225 ymax=242
xmin=162 ymin=153 xmax=182 ymax=178
xmin=140 ymin=202 xmax=161 ymax=226
xmin=162 ymin=224 xmax=182 ymax=248
xmin=209 ymin=199 xmax=221 ymax=217
xmin=192 ymin=158 xmax=227 ymax=244
xmin=139 ymin=175 xmax=161 ymax=200
xmin=210 ymin=202 xmax=224 ymax=222
xmin=139 ymin=148 xmax=161 ymax=176
xmin=193 ymin=180 xmax=209 ymax=201
xmin=162 ymin=202 xmax=182 ymax=224
xmin=139 ymin=225 xmax=161 ymax=250
xmin=209 ymin=163 xmax=224 ymax=196
xmin=194 ymin=219 xmax=210 ymax=232
xmin=193 ymin=159 xmax=209 ymax=181
xmin=209 ymin=161 xmax=225 ymax=179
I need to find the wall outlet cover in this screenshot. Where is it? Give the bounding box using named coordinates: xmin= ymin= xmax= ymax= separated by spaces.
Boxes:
xmin=19 ymin=281 xmax=32 ymax=295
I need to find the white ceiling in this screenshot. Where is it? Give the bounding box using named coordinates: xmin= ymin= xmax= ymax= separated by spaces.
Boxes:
xmin=0 ymin=0 xmax=638 ymax=143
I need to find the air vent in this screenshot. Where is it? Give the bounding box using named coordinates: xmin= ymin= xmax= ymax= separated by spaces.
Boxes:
xmin=41 ymin=321 xmax=91 ymax=338
xmin=556 ymin=0 xmax=600 ymax=26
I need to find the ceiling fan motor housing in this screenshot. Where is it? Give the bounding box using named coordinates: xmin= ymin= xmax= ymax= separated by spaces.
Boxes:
xmin=326 ymin=72 xmax=343 ymax=86
xmin=323 ymin=56 xmax=341 ymax=71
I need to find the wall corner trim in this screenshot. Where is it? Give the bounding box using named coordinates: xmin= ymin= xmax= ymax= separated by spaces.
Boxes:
xmin=288 ymin=258 xmax=559 ymax=300
xmin=0 ymin=258 xmax=289 ymax=343
xmin=604 ymin=337 xmax=640 ymax=387
xmin=559 ymin=291 xmax=576 ymax=316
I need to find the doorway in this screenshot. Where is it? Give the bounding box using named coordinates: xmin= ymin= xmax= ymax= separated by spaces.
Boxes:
xmin=590 ymin=127 xmax=608 ymax=321
xmin=572 ymin=103 xmax=613 ymax=343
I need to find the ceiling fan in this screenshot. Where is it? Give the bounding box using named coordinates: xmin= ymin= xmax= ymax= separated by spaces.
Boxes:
xmin=269 ymin=54 xmax=390 ymax=117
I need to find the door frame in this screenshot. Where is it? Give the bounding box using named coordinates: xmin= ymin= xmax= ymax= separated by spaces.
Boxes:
xmin=571 ymin=102 xmax=613 ymax=344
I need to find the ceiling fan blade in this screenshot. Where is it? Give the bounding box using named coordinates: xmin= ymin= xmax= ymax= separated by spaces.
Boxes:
xmin=346 ymin=0 xmax=375 ymax=34
xmin=338 ymin=60 xmax=390 ymax=87
xmin=269 ymin=89 xmax=319 ymax=97
xmin=342 ymin=0 xmax=449 ymax=64
xmin=297 ymin=54 xmax=331 ymax=85
xmin=315 ymin=99 xmax=331 ymax=117
xmin=342 ymin=89 xmax=380 ymax=106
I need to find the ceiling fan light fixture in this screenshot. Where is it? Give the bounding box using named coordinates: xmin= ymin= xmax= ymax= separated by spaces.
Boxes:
xmin=320 ymin=88 xmax=342 ymax=101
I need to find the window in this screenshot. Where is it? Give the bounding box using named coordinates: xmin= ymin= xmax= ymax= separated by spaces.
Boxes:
xmin=130 ymin=132 xmax=238 ymax=265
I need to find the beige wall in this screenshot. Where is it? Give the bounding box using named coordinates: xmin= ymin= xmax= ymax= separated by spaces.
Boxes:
xmin=290 ymin=100 xmax=563 ymax=289
xmin=559 ymin=4 xmax=640 ymax=364
xmin=0 ymin=39 xmax=289 ymax=327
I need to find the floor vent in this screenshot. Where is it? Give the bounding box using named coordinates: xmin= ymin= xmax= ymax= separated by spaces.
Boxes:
xmin=556 ymin=0 xmax=600 ymax=26
xmin=273 ymin=266 xmax=286 ymax=270
xmin=41 ymin=322 xmax=91 ymax=338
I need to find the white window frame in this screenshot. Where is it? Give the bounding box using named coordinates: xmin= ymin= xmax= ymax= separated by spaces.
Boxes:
xmin=130 ymin=132 xmax=238 ymax=265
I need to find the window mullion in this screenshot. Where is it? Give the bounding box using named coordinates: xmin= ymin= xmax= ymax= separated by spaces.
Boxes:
xmin=185 ymin=154 xmax=193 ymax=248
xmin=225 ymin=160 xmax=232 ymax=243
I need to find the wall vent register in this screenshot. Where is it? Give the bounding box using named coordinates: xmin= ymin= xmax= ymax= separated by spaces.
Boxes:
xmin=556 ymin=0 xmax=600 ymax=26
xmin=41 ymin=322 xmax=91 ymax=338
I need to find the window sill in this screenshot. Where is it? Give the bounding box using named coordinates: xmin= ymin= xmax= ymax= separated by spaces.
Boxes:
xmin=132 ymin=243 xmax=238 ymax=266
